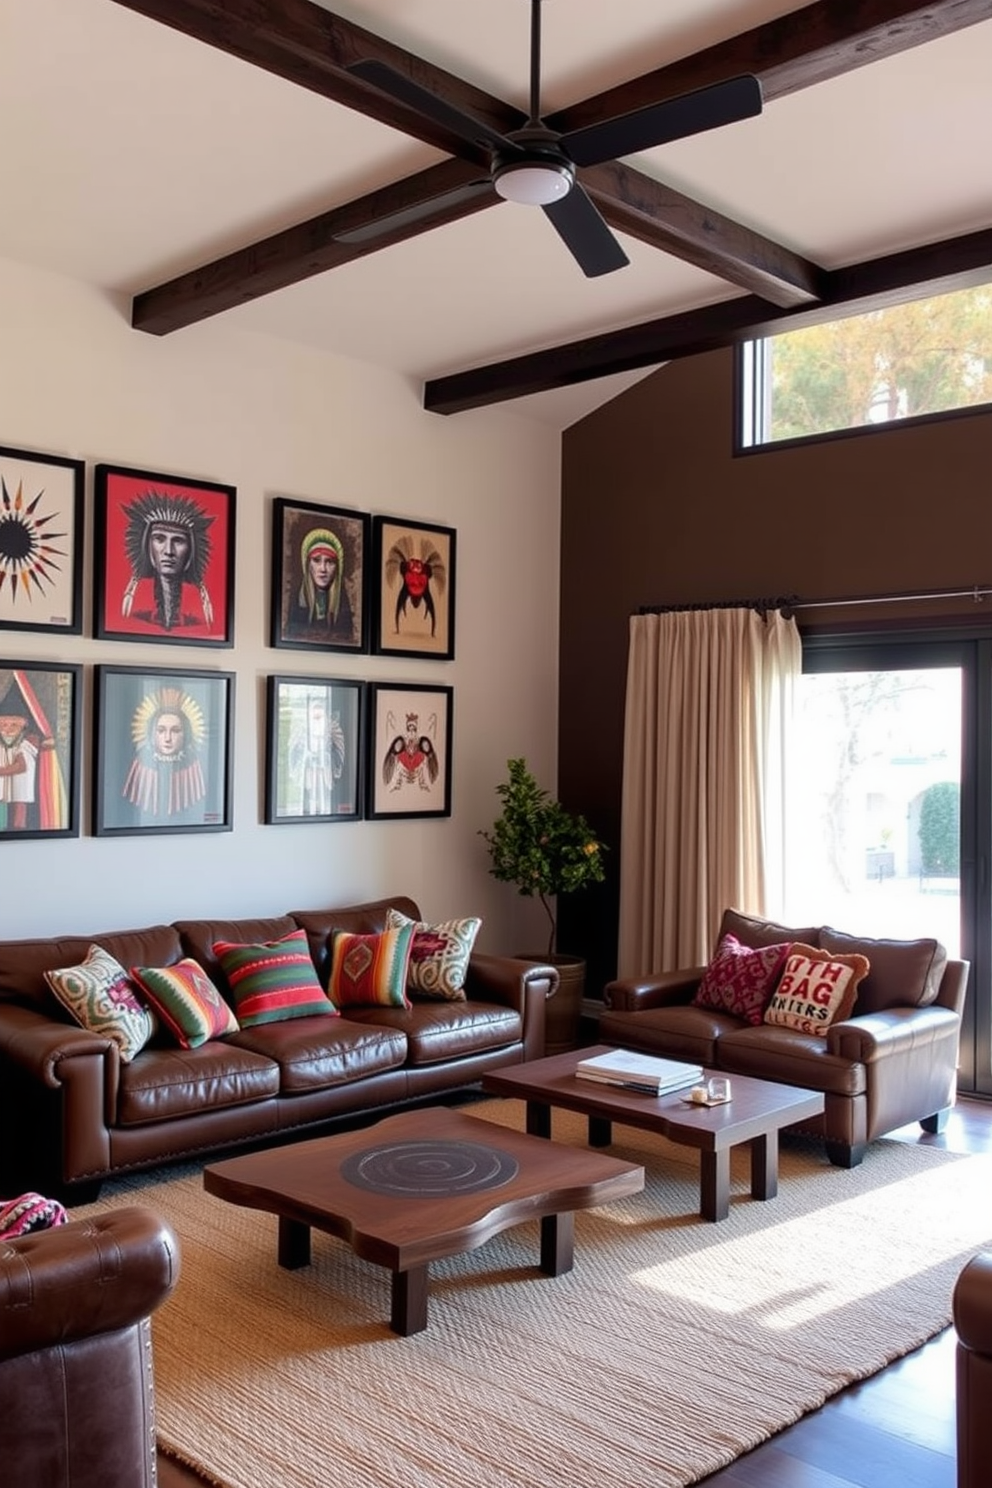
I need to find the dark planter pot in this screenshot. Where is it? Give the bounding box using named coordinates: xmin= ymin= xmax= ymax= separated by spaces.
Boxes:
xmin=517 ymin=952 xmax=586 ymax=1056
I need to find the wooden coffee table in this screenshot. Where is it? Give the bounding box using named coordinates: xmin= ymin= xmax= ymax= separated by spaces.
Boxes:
xmin=483 ymin=1046 xmax=825 ymax=1222
xmin=203 ymin=1104 xmax=643 ymax=1335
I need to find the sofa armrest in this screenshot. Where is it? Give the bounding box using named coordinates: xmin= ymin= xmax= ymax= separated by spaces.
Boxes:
xmin=604 ymin=967 xmax=706 ymax=1013
xmin=826 ymin=1004 xmax=961 ymax=1063
xmin=0 ymin=1002 xmax=113 ymax=1087
xmin=0 ymin=1206 xmax=179 ymax=1362
xmin=464 ymin=954 xmax=557 ymax=1061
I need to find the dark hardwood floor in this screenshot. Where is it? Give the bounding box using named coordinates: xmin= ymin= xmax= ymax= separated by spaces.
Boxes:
xmin=157 ymin=1095 xmax=991 ymax=1488
xmin=695 ymin=1095 xmax=992 ymax=1488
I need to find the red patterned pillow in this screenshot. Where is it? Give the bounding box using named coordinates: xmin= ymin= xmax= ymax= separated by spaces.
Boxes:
xmin=692 ymin=933 xmax=792 ymax=1026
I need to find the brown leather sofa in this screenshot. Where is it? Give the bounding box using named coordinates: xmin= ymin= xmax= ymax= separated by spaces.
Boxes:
xmin=0 ymin=895 xmax=557 ymax=1202
xmin=0 ymin=1205 xmax=179 ymax=1488
xmin=954 ymin=1250 xmax=992 ymax=1488
xmin=600 ymin=907 xmax=968 ymax=1168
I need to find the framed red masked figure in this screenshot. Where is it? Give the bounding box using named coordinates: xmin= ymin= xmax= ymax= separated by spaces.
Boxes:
xmin=372 ymin=516 xmax=455 ymax=660
xmin=94 ymin=464 xmax=236 ymax=647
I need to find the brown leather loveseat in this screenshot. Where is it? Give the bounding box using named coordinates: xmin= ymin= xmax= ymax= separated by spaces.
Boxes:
xmin=600 ymin=907 xmax=968 ymax=1168
xmin=0 ymin=895 xmax=557 ymax=1202
xmin=954 ymin=1250 xmax=992 ymax=1488
xmin=0 ymin=1205 xmax=179 ymax=1488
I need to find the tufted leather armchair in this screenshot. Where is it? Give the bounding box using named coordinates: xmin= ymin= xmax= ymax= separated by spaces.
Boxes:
xmin=0 ymin=1205 xmax=180 ymax=1488
xmin=954 ymin=1250 xmax=992 ymax=1488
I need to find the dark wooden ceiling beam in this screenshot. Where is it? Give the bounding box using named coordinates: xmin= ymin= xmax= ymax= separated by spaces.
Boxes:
xmin=132 ymin=158 xmax=491 ymax=334
xmin=547 ymin=0 xmax=992 ymax=131
xmin=580 ymin=163 xmax=824 ymax=308
xmin=423 ymin=227 xmax=992 ymax=414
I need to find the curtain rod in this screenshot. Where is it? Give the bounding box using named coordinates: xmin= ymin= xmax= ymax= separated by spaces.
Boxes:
xmin=638 ymin=585 xmax=992 ymax=617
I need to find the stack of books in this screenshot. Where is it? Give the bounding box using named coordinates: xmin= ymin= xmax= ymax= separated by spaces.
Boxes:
xmin=575 ymin=1049 xmax=703 ymax=1096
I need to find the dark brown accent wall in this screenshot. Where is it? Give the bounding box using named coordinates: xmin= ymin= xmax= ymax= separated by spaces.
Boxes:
xmin=559 ymin=345 xmax=992 ymax=995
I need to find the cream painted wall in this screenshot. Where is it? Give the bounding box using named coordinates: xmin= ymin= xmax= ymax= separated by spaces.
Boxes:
xmin=0 ymin=257 xmax=560 ymax=948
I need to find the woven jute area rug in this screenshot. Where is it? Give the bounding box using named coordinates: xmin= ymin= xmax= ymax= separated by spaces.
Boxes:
xmin=84 ymin=1100 xmax=992 ymax=1488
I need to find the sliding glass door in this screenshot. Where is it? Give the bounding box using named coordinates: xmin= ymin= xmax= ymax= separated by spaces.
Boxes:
xmin=780 ymin=633 xmax=991 ymax=1097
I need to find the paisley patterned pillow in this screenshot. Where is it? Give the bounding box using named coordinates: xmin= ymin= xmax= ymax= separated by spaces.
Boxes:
xmin=692 ymin=933 xmax=791 ymax=1027
xmin=385 ymin=908 xmax=481 ymax=1001
xmin=44 ymin=944 xmax=157 ymax=1062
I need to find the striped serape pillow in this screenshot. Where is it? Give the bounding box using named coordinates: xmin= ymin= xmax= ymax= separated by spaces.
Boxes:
xmin=213 ymin=930 xmax=337 ymax=1027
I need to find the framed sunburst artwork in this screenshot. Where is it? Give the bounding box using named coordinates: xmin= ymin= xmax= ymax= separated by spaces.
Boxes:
xmin=0 ymin=445 xmax=84 ymax=635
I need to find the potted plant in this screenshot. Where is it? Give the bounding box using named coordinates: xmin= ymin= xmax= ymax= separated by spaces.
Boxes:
xmin=480 ymin=758 xmax=606 ymax=1052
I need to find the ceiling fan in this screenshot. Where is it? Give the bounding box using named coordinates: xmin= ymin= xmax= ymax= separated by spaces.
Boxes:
xmin=344 ymin=0 xmax=762 ymax=277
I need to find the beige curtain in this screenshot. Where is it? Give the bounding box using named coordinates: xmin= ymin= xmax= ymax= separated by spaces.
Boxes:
xmin=617 ymin=606 xmax=801 ymax=976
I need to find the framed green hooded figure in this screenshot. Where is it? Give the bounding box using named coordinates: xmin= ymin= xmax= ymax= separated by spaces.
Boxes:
xmin=271 ymin=497 xmax=370 ymax=653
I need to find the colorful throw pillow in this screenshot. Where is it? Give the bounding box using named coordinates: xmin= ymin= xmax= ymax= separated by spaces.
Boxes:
xmin=327 ymin=924 xmax=415 ymax=1009
xmin=692 ymin=933 xmax=792 ymax=1026
xmin=131 ymin=958 xmax=239 ymax=1049
xmin=44 ymin=945 xmax=156 ymax=1063
xmin=0 ymin=1191 xmax=68 ymax=1239
xmin=764 ymin=943 xmax=870 ymax=1037
xmin=385 ymin=908 xmax=481 ymax=1001
xmin=213 ymin=930 xmax=337 ymax=1028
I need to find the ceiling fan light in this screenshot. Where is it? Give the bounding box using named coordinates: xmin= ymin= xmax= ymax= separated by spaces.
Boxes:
xmin=493 ymin=160 xmax=573 ymax=206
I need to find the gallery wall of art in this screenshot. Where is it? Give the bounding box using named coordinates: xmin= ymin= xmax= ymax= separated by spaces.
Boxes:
xmin=0 ymin=254 xmax=562 ymax=945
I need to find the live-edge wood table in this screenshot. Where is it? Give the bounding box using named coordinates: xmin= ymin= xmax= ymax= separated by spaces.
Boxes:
xmin=203 ymin=1104 xmax=643 ymax=1336
xmin=483 ymin=1045 xmax=825 ymax=1222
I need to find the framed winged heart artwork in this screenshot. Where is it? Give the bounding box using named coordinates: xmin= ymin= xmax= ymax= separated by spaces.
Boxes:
xmin=367 ymin=682 xmax=453 ymax=819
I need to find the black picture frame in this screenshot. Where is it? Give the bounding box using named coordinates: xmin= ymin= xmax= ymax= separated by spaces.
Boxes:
xmin=367 ymin=681 xmax=453 ymax=819
xmin=264 ymin=674 xmax=365 ymax=824
xmin=270 ymin=497 xmax=370 ymax=653
xmin=94 ymin=664 xmax=235 ymax=836
xmin=0 ymin=661 xmax=81 ymax=840
xmin=0 ymin=444 xmax=84 ymax=635
xmin=372 ymin=515 xmax=455 ymax=660
xmin=93 ymin=463 xmax=236 ymax=647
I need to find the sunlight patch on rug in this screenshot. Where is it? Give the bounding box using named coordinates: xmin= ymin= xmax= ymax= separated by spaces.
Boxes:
xmin=82 ymin=1101 xmax=992 ymax=1488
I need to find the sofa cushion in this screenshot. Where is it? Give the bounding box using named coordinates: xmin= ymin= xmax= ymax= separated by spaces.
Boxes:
xmin=227 ymin=1017 xmax=408 ymax=1093
xmin=718 ymin=908 xmax=821 ymax=954
xmin=0 ymin=925 xmax=182 ymax=1009
xmin=327 ymin=925 xmax=414 ymax=1008
xmin=764 ymin=943 xmax=869 ymax=1036
xmin=385 ymin=907 xmax=481 ymax=1001
xmin=44 ymin=945 xmax=157 ymax=1063
xmin=819 ymin=926 xmax=947 ymax=1013
xmin=131 ymin=959 xmax=239 ymax=1049
xmin=214 ymin=931 xmax=338 ymax=1027
xmin=692 ymin=933 xmax=791 ymax=1026
xmin=175 ymin=916 xmax=298 ymax=993
xmin=116 ymin=1042 xmax=281 ymax=1125
xmin=341 ymin=1000 xmax=521 ymax=1066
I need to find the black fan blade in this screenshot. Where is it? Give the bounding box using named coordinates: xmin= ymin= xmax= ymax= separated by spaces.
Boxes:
xmin=542 ymin=185 xmax=629 ymax=278
xmin=563 ymin=75 xmax=762 ymax=168
xmin=335 ymin=179 xmax=494 ymax=245
xmin=349 ymin=60 xmax=512 ymax=155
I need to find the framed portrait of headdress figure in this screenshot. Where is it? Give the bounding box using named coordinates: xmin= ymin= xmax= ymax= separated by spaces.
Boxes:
xmin=270 ymin=497 xmax=370 ymax=653
xmin=0 ymin=661 xmax=81 ymax=841
xmin=367 ymin=682 xmax=453 ymax=820
xmin=93 ymin=464 xmax=236 ymax=647
xmin=0 ymin=444 xmax=84 ymax=636
xmin=264 ymin=675 xmax=365 ymax=824
xmin=93 ymin=664 xmax=235 ymax=836
xmin=372 ymin=516 xmax=455 ymax=661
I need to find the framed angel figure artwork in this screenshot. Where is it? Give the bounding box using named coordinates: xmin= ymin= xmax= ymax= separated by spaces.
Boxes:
xmin=270 ymin=498 xmax=370 ymax=653
xmin=93 ymin=463 xmax=236 ymax=647
xmin=0 ymin=444 xmax=84 ymax=635
xmin=264 ymin=675 xmax=365 ymax=824
xmin=372 ymin=516 xmax=455 ymax=660
xmin=367 ymin=682 xmax=452 ymax=820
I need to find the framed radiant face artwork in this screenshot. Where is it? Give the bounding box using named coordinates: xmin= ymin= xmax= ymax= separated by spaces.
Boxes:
xmin=0 ymin=445 xmax=84 ymax=635
xmin=93 ymin=464 xmax=236 ymax=647
xmin=372 ymin=516 xmax=455 ymax=660
xmin=93 ymin=665 xmax=235 ymax=836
